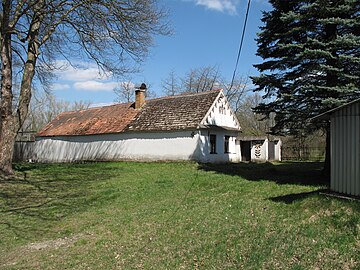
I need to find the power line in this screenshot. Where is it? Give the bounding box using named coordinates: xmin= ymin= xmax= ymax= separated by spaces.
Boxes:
xmin=229 ymin=0 xmax=252 ymax=90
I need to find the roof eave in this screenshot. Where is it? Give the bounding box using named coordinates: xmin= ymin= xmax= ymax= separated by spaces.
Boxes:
xmin=198 ymin=124 xmax=241 ymax=132
xmin=311 ymin=113 xmax=331 ymax=122
xmin=37 ymin=127 xmax=202 ymax=138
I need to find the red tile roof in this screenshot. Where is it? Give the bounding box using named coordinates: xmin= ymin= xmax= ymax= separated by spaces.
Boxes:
xmin=37 ymin=103 xmax=139 ymax=137
xmin=37 ymin=90 xmax=221 ymax=137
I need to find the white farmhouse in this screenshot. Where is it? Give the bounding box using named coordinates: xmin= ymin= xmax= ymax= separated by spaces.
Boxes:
xmin=34 ymin=86 xmax=242 ymax=163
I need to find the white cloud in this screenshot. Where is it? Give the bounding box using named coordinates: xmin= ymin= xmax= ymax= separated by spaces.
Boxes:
xmin=54 ymin=60 xmax=111 ymax=82
xmin=193 ymin=0 xmax=238 ymax=14
xmin=52 ymin=60 xmax=118 ymax=92
xmin=74 ymin=81 xmax=118 ymax=91
xmin=63 ymin=67 xmax=104 ymax=81
xmin=52 ymin=83 xmax=71 ymax=91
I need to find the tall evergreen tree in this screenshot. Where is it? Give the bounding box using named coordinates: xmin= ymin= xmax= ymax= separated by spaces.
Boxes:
xmin=252 ymin=0 xmax=360 ymax=173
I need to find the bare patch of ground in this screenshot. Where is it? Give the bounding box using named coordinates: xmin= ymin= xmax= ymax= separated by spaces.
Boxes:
xmin=1 ymin=233 xmax=93 ymax=268
xmin=26 ymin=233 xmax=84 ymax=251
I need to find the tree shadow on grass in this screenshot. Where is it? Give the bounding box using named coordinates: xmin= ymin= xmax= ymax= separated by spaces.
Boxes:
xmin=198 ymin=162 xmax=330 ymax=205
xmin=198 ymin=161 xmax=329 ymax=187
xmin=0 ymin=162 xmax=119 ymax=239
xmin=268 ymin=190 xmax=324 ymax=204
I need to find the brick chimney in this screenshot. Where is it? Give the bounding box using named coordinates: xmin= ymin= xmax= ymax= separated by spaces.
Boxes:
xmin=135 ymin=83 xmax=146 ymax=109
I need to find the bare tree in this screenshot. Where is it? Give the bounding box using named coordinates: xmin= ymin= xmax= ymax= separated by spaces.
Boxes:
xmin=236 ymin=93 xmax=273 ymax=136
xmin=114 ymin=80 xmax=135 ymax=103
xmin=181 ymin=65 xmax=220 ymax=93
xmin=161 ymin=66 xmax=248 ymax=113
xmin=114 ymin=81 xmax=156 ymax=103
xmin=222 ymin=74 xmax=249 ymax=113
xmin=0 ymin=0 xmax=169 ymax=175
xmin=162 ymin=70 xmax=179 ymax=96
xmin=145 ymin=84 xmax=157 ymax=100
xmin=22 ymin=91 xmax=91 ymax=132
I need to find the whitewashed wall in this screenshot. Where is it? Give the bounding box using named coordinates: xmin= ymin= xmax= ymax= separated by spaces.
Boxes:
xmin=197 ymin=92 xmax=241 ymax=163
xmin=14 ymin=142 xmax=35 ymax=161
xmin=32 ymin=130 xmax=202 ymax=162
xmin=274 ymin=140 xmax=282 ymax=161
xmin=251 ymin=140 xmax=268 ymax=161
xmin=199 ymin=129 xmax=240 ymax=163
xmin=17 ymin=129 xmax=241 ymax=163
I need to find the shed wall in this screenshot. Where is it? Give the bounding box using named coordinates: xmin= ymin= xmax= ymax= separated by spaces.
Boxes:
xmin=331 ymin=102 xmax=360 ymax=196
xmin=274 ymin=140 xmax=282 ymax=161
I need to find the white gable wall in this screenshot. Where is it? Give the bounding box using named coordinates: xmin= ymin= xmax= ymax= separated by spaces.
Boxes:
xmin=202 ymin=93 xmax=240 ymax=130
xmin=196 ymin=92 xmax=241 ymax=163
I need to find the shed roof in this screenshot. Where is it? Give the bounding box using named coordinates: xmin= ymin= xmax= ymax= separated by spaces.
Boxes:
xmin=37 ymin=90 xmax=222 ymax=137
xmin=312 ymin=98 xmax=360 ymax=121
xmin=237 ymin=136 xmax=281 ymax=142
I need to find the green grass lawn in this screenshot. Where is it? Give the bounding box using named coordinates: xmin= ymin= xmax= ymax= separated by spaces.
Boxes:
xmin=0 ymin=161 xmax=359 ymax=269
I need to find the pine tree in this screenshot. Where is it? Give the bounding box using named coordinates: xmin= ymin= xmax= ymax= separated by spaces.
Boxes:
xmin=252 ymin=0 xmax=360 ymax=174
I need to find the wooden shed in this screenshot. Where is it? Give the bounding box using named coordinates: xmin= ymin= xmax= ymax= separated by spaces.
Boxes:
xmin=314 ymin=99 xmax=360 ymax=197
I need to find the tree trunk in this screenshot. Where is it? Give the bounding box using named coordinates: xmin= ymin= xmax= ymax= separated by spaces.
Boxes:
xmin=323 ymin=125 xmax=331 ymax=180
xmin=0 ymin=118 xmax=17 ymax=176
xmin=0 ymin=0 xmax=16 ymax=176
xmin=0 ymin=0 xmax=40 ymax=176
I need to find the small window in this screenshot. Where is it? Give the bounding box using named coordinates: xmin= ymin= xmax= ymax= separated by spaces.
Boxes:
xmin=210 ymin=134 xmax=217 ymax=154
xmin=224 ymin=136 xmax=230 ymax=153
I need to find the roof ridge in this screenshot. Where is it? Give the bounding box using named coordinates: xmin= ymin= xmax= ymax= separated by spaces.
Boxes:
xmin=146 ymin=89 xmax=222 ymax=102
xmin=57 ymin=90 xmax=222 ymax=115
xmin=57 ymin=102 xmax=134 ymax=115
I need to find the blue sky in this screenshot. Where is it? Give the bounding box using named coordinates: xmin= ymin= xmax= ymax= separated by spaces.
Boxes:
xmin=53 ymin=0 xmax=271 ymax=106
